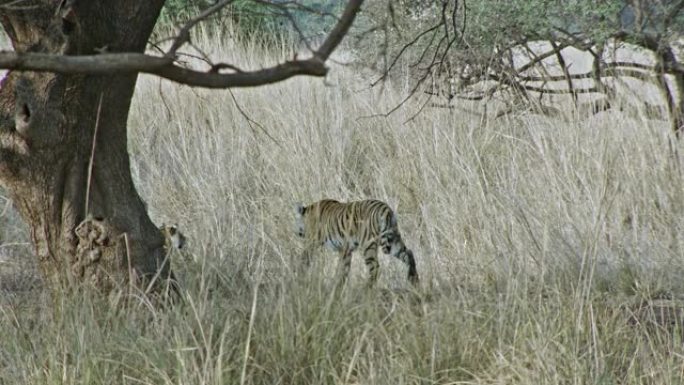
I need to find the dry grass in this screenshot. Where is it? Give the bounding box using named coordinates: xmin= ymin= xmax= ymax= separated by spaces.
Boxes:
xmin=3 ymin=26 xmax=684 ymax=384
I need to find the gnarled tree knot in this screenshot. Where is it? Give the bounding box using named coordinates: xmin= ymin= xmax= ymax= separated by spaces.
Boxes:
xmin=72 ymin=215 xmax=118 ymax=287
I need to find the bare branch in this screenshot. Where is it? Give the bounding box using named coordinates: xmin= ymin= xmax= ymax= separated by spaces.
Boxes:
xmin=517 ymin=67 xmax=657 ymax=82
xmin=519 ymin=84 xmax=599 ymax=95
xmin=315 ymin=0 xmax=363 ymax=61
xmin=228 ymin=89 xmax=282 ymax=147
xmin=549 ymin=40 xmax=576 ymax=104
xmin=371 ymin=23 xmax=442 ymax=86
xmin=166 ymin=0 xmax=236 ymax=58
xmin=609 ymin=61 xmax=656 ymax=71
xmin=453 ymin=93 xmax=491 ymax=101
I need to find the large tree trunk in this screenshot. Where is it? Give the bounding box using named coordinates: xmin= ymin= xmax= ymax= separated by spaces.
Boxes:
xmin=0 ymin=1 xmax=172 ymax=295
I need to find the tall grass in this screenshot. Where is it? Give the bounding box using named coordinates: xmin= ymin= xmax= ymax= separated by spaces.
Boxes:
xmin=2 ymin=26 xmax=684 ymax=384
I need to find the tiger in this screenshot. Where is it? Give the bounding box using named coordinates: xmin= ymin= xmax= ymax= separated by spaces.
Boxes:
xmin=294 ymin=199 xmax=419 ymax=287
xmin=160 ymin=223 xmax=187 ymax=253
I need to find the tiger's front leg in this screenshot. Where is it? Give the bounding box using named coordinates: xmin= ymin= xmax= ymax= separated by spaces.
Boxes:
xmin=336 ymin=246 xmax=353 ymax=288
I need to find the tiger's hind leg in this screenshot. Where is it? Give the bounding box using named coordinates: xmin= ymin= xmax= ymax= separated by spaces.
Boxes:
xmin=383 ymin=233 xmax=419 ymax=286
xmin=400 ymin=248 xmax=419 ymax=286
xmin=297 ymin=245 xmax=314 ymax=278
xmin=363 ymin=243 xmax=379 ymax=288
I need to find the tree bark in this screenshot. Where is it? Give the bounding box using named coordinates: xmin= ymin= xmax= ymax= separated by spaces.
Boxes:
xmin=0 ymin=1 xmax=172 ymax=295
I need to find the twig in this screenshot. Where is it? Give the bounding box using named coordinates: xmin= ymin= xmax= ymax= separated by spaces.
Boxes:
xmin=166 ymin=0 xmax=236 ymax=58
xmin=228 ymin=89 xmax=282 ymax=148
xmin=84 ymin=93 xmax=104 ymax=216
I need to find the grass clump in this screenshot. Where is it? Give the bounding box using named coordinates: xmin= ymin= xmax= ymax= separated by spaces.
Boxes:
xmin=3 ymin=26 xmax=684 ymax=384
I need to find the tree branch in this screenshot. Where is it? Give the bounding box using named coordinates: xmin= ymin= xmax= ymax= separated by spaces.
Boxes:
xmin=520 ymin=84 xmax=599 ymax=94
xmin=518 ymin=66 xmax=656 ymax=82
xmin=0 ymin=0 xmax=364 ymax=88
xmin=0 ymin=51 xmax=330 ymax=88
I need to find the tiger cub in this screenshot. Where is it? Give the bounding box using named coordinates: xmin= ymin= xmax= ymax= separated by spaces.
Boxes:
xmin=295 ymin=199 xmax=419 ymax=287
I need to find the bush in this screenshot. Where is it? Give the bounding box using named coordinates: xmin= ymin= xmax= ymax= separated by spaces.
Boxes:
xmin=158 ymin=0 xmax=343 ymax=44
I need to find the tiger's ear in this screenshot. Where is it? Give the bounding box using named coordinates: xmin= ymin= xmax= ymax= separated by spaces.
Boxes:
xmin=295 ymin=202 xmax=305 ymax=215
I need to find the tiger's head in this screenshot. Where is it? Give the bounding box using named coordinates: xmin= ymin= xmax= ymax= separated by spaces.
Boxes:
xmin=294 ymin=203 xmax=308 ymax=238
xmin=160 ymin=223 xmax=186 ymax=250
